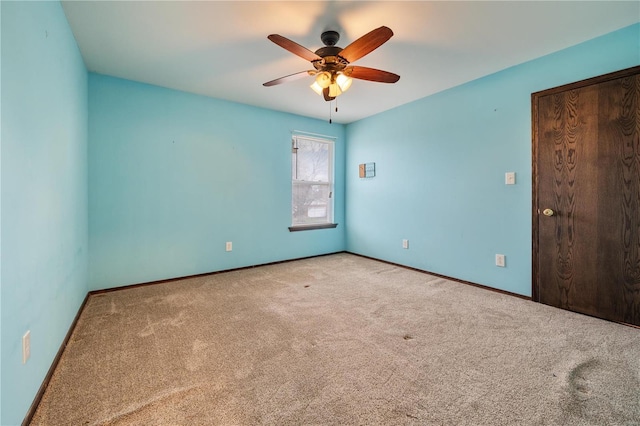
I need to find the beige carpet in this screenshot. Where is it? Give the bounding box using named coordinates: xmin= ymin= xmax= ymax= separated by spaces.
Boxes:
xmin=31 ymin=253 xmax=640 ymax=425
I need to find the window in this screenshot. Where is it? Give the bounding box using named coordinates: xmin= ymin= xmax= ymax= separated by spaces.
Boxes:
xmin=289 ymin=134 xmax=337 ymax=231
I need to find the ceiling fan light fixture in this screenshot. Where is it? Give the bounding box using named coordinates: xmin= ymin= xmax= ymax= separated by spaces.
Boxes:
xmin=310 ymin=81 xmax=324 ymax=95
xmin=336 ymin=73 xmax=352 ymax=92
xmin=315 ymin=71 xmax=332 ymax=88
xmin=311 ymin=71 xmax=346 ymax=98
xmin=328 ymin=82 xmax=341 ymax=98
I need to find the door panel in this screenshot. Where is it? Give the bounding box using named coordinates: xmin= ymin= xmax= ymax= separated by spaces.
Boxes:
xmin=533 ymin=67 xmax=640 ymax=326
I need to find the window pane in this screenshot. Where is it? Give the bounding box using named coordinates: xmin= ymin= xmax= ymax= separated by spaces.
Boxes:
xmin=292 ymin=183 xmax=331 ymax=225
xmin=295 ymin=139 xmax=329 ymax=182
xmin=291 ymin=135 xmax=334 ymax=227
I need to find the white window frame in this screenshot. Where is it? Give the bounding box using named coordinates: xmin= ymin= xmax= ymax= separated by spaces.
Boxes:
xmin=289 ymin=134 xmax=337 ymax=231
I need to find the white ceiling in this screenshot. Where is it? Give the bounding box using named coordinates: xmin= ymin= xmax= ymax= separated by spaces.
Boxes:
xmin=61 ymin=1 xmax=639 ymax=124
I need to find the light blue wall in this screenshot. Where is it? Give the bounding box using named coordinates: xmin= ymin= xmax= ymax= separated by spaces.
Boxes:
xmin=88 ymin=74 xmax=346 ymax=290
xmin=345 ymin=23 xmax=640 ymax=296
xmin=1 ymin=2 xmax=88 ymax=425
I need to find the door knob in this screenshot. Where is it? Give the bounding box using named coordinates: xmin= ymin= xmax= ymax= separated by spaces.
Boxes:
xmin=542 ymin=208 xmax=555 ymax=217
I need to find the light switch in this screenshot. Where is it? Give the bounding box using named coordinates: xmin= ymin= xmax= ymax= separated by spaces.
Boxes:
xmin=505 ymin=172 xmax=516 ymax=185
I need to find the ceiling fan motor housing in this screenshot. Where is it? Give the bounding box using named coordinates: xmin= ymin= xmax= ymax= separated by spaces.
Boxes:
xmin=313 ymin=48 xmax=348 ymax=71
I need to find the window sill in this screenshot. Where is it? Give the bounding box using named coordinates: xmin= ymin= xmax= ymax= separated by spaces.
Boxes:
xmin=288 ymin=223 xmax=338 ymax=232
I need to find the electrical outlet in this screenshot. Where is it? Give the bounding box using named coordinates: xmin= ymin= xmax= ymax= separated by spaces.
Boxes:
xmin=225 ymin=241 xmax=232 ymax=252
xmin=23 ymin=330 xmax=31 ymax=364
xmin=505 ymin=172 xmax=516 ymax=185
xmin=495 ymin=254 xmax=506 ymax=267
xmin=402 ymin=239 xmax=409 ymax=249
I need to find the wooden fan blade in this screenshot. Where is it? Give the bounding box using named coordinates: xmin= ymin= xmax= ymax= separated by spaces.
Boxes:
xmin=263 ymin=71 xmax=313 ymax=87
xmin=347 ymin=66 xmax=400 ymax=83
xmin=268 ymin=34 xmax=322 ymax=62
xmin=338 ymin=26 xmax=393 ymax=64
xmin=323 ymin=87 xmax=335 ymax=102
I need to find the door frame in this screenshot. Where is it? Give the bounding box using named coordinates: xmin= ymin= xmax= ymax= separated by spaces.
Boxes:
xmin=531 ymin=65 xmax=640 ymax=302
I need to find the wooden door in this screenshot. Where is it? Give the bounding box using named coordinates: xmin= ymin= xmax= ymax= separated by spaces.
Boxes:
xmin=532 ymin=66 xmax=640 ymax=326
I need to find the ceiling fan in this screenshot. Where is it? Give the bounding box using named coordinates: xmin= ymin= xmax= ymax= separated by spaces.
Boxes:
xmin=263 ymin=26 xmax=400 ymax=102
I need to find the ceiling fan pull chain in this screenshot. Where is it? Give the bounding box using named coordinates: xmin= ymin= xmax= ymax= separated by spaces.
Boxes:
xmin=335 ymin=97 xmax=338 ymax=113
xmin=329 ymin=101 xmax=332 ymax=124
